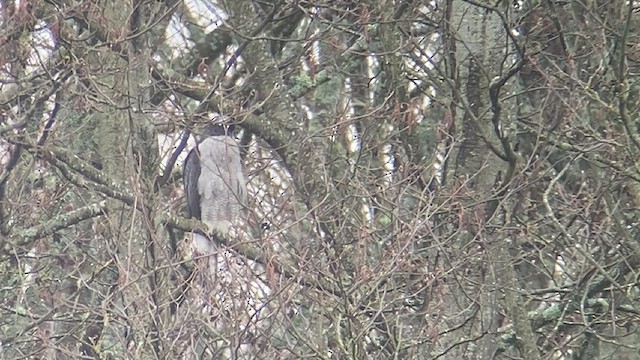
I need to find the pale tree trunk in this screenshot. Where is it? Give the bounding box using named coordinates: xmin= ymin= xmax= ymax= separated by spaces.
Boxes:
xmin=443 ymin=1 xmax=540 ymax=358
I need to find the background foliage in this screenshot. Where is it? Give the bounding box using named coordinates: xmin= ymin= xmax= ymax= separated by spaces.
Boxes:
xmin=2 ymin=0 xmax=640 ymax=359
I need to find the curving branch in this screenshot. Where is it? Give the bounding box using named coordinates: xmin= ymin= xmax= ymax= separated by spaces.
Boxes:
xmin=165 ymin=214 xmax=345 ymax=300
xmin=2 ymin=201 xmax=107 ymax=251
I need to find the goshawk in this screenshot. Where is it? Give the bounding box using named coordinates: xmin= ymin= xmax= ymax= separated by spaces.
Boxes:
xmin=183 ymin=122 xmax=247 ymax=240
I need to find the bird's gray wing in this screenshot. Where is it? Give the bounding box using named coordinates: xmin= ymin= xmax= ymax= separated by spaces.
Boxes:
xmin=227 ymin=138 xmax=247 ymax=209
xmin=183 ymin=147 xmax=202 ymax=219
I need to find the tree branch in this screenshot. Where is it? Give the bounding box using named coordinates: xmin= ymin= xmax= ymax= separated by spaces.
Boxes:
xmin=3 ymin=201 xmax=107 ymax=251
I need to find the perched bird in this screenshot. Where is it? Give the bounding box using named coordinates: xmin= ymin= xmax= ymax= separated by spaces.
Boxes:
xmin=183 ymin=122 xmax=247 ymax=242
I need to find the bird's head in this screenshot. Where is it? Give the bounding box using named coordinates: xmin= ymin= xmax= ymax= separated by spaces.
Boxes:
xmin=192 ymin=117 xmax=236 ymax=137
xmin=204 ymin=122 xmax=235 ymax=136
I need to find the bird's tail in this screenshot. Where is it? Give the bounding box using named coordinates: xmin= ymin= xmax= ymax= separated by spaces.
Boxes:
xmin=192 ymin=232 xmax=218 ymax=277
xmin=192 ymin=232 xmax=215 ymax=255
